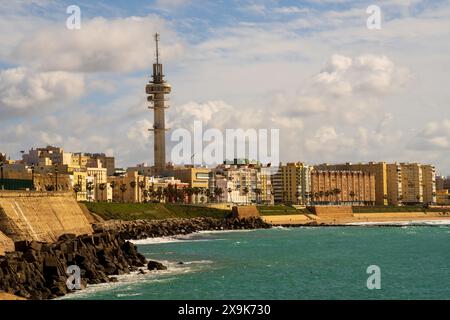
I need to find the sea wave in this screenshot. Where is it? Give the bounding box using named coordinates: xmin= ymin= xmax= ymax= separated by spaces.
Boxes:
xmin=182 ymin=260 xmax=213 ymax=265
xmin=58 ymin=259 xmax=212 ymax=300
xmin=116 ymin=292 xmax=142 ymax=298
xmin=130 ymin=235 xmax=223 ymax=245
xmin=271 ymin=226 xmax=292 ymax=230
xmin=196 ymin=229 xmax=256 ymax=234
xmin=130 ymin=228 xmax=257 ymax=245
xmin=346 ymin=220 xmax=450 ymax=226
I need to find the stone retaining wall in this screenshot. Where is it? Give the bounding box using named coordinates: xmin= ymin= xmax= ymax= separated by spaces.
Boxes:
xmin=0 ymin=191 xmax=93 ymax=243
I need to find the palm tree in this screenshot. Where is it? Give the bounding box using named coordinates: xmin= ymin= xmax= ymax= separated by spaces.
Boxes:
xmin=143 ymin=189 xmax=149 ymax=203
xmin=110 ymin=181 xmax=117 ymax=202
xmin=156 ymin=187 xmax=163 ymax=203
xmin=334 ymin=188 xmax=341 ymax=204
xmin=325 ymin=190 xmax=330 ymax=204
xmin=73 ymin=183 xmax=82 ymax=200
xmin=304 ymin=192 xmax=310 ymax=205
xmin=243 ymin=186 xmax=249 ymax=205
xmin=313 ymin=192 xmax=319 ymax=205
xmin=214 ymin=187 xmax=224 ymax=203
xmin=349 ymin=191 xmax=356 ymax=205
xmin=120 ymin=184 xmax=127 ymax=203
xmin=86 ymin=181 xmax=94 ymax=202
xmin=98 ymin=183 xmax=107 ymax=202
xmin=254 ymin=188 xmax=262 ymax=204
xmin=178 ymin=187 xmax=186 ymax=203
xmin=138 ymin=181 xmax=145 ymax=203
xmin=193 ymin=187 xmax=201 ymax=204
xmin=205 ymin=189 xmax=212 ymax=203
xmin=148 ymin=184 xmax=155 ymax=202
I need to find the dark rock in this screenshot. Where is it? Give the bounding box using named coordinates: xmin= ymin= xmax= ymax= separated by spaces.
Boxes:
xmin=147 ymin=260 xmax=167 ymax=271
xmin=58 ymin=234 xmax=76 ymax=242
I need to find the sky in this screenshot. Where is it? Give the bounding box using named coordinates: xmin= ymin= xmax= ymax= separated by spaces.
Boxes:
xmin=0 ymin=0 xmax=449 ymax=174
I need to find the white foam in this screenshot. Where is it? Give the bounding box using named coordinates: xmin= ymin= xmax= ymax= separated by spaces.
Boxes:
xmin=116 ymin=292 xmax=142 ymax=298
xmin=57 ymin=257 xmax=217 ymax=300
xmin=196 ymin=229 xmax=255 ymax=234
xmin=181 ymin=260 xmax=213 ymax=265
xmin=130 ymin=236 xmax=221 ymax=245
xmin=346 ymin=220 xmax=450 ymax=226
xmin=130 ymin=228 xmax=256 ymax=245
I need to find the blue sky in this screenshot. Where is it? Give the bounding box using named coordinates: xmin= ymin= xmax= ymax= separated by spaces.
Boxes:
xmin=1 ymin=0 xmax=450 ymax=174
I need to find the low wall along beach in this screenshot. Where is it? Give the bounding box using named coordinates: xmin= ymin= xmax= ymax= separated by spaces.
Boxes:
xmin=0 ymin=191 xmax=93 ymax=245
xmin=262 ymin=205 xmax=450 ymax=225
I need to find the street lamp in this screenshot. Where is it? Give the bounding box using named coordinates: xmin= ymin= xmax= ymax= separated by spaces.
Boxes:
xmin=0 ymin=161 xmax=4 ymax=190
xmin=31 ymin=164 xmax=35 ymax=191
xmin=54 ymin=164 xmax=58 ymax=192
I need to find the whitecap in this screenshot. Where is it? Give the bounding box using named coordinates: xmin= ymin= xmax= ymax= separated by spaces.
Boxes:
xmin=346 ymin=220 xmax=450 ymax=226
xmin=116 ymin=293 xmax=142 ymax=298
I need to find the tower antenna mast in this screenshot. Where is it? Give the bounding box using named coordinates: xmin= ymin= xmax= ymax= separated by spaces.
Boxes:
xmin=146 ymin=33 xmax=171 ymax=175
xmin=155 ymin=33 xmax=160 ymax=65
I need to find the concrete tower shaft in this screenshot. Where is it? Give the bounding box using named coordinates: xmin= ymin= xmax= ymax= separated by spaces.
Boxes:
xmin=146 ymin=33 xmax=171 ymax=175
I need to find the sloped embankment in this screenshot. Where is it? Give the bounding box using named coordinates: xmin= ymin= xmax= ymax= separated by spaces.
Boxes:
xmin=0 ymin=191 xmax=93 ymax=244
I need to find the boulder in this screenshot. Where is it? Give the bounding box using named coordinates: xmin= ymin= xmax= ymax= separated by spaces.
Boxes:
xmin=58 ymin=234 xmax=76 ymax=242
xmin=147 ymin=260 xmax=167 ymax=271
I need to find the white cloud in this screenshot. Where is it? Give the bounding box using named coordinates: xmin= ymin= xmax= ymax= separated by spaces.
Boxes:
xmin=12 ymin=15 xmax=184 ymax=73
xmin=0 ymin=67 xmax=85 ymax=114
xmin=313 ymin=54 xmax=410 ymax=97
xmin=412 ymin=119 xmax=450 ymax=150
xmin=273 ymin=6 xmax=309 ymax=14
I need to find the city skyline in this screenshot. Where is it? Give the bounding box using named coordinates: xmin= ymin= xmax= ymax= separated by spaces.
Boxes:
xmin=1 ymin=0 xmax=450 ymax=174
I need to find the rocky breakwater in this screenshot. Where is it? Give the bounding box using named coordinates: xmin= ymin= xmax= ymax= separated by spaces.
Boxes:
xmin=92 ymin=217 xmax=271 ymax=240
xmin=0 ymin=232 xmax=146 ymax=299
xmin=0 ymin=217 xmax=270 ymax=299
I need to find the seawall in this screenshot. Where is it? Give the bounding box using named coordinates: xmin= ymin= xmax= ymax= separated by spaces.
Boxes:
xmin=262 ymin=211 xmax=450 ymax=226
xmin=0 ymin=191 xmax=93 ymax=244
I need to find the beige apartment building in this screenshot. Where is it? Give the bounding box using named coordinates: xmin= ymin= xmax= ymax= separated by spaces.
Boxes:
xmin=108 ymin=172 xmax=188 ymax=203
xmin=399 ymin=163 xmax=423 ymax=204
xmin=109 ymin=172 xmax=149 ymax=203
xmin=387 ymin=163 xmax=436 ymax=205
xmin=310 ymin=170 xmax=376 ymax=205
xmin=386 ymin=163 xmax=403 ymax=205
xmin=315 ymin=162 xmax=388 ymax=205
xmin=212 ymin=164 xmax=274 ymax=205
xmin=22 ymin=146 xmax=115 ymax=176
xmin=273 ymin=163 xmax=312 ymax=205
xmin=171 ymin=167 xmax=210 ymax=189
xmin=259 ymin=167 xmax=274 ymax=205
xmin=422 ymin=164 xmax=436 ymax=204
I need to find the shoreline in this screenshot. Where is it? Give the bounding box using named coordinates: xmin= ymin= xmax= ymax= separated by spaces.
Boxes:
xmin=0 ymin=217 xmax=269 ymax=300
xmin=262 ymin=211 xmax=450 ymax=227
xmin=3 ymin=214 xmax=450 ymax=300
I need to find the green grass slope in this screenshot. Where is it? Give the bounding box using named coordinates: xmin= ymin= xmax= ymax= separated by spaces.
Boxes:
xmin=83 ymin=202 xmax=229 ymax=221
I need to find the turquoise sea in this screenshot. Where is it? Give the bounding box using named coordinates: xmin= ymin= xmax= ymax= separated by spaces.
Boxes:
xmin=63 ymin=226 xmax=450 ymax=300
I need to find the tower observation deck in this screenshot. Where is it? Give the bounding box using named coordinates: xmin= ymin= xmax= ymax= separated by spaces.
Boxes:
xmin=146 ymin=33 xmax=171 ymax=175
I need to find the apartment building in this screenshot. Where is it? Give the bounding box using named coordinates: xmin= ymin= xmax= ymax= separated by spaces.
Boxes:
xmin=310 ymin=170 xmax=376 ymax=205
xmin=314 ymin=162 xmax=388 ymax=205
xmin=272 ymin=163 xmax=312 ymax=205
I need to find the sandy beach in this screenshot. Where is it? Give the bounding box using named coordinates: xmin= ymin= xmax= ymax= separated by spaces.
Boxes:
xmin=262 ymin=211 xmax=450 ymax=226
